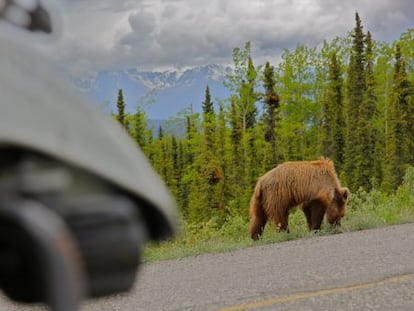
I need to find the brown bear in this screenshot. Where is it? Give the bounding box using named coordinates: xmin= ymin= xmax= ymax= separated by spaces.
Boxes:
xmin=249 ymin=157 xmax=349 ymax=240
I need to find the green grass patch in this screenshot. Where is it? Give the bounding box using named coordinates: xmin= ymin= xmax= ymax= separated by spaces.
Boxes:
xmin=144 ymin=168 xmax=414 ymax=262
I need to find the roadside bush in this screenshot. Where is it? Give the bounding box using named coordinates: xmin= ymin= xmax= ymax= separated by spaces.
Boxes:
xmin=344 ymin=167 xmax=414 ymax=231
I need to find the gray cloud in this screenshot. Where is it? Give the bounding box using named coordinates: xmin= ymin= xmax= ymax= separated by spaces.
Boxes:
xmin=56 ymin=0 xmax=414 ymax=76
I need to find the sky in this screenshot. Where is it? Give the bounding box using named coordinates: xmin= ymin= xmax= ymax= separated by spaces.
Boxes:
xmin=55 ymin=0 xmax=414 ymax=77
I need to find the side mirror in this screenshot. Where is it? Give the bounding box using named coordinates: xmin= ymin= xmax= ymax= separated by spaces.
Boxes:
xmin=0 ymin=152 xmax=160 ymax=311
xmin=0 ymin=199 xmax=84 ymax=311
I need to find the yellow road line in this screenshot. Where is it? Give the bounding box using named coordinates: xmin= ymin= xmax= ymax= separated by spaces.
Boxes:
xmin=215 ymin=273 xmax=414 ymax=311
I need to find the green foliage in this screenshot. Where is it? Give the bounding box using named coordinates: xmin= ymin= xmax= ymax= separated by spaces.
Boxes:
xmin=275 ymin=45 xmax=320 ymax=161
xmin=225 ymin=42 xmax=259 ymax=132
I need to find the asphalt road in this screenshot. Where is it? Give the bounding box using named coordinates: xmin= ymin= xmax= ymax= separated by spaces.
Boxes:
xmin=2 ymin=223 xmax=414 ymax=310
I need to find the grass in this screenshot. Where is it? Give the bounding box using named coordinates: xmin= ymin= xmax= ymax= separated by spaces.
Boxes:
xmin=143 ymin=169 xmax=414 ymax=262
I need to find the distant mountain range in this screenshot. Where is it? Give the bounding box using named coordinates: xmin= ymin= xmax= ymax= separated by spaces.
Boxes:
xmin=73 ymin=64 xmax=232 ymax=120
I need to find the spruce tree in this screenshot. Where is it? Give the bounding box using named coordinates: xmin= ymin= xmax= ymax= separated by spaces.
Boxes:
xmin=132 ymin=106 xmax=147 ymax=148
xmin=262 ymin=61 xmax=280 ymax=167
xmin=217 ymin=103 xmax=227 ymax=169
xmin=185 ymin=115 xmax=195 ymax=166
xmin=244 ymin=56 xmax=258 ymax=129
xmin=201 ymin=85 xmax=222 ymax=210
xmin=383 ymin=44 xmax=414 ymax=192
xmin=156 ymin=126 xmax=169 ymax=183
xmin=355 ymin=31 xmax=377 ymax=190
xmin=176 ymin=140 xmax=188 ymax=216
xmin=321 ymin=52 xmax=345 ymax=172
xmin=145 ymin=132 xmax=155 ymax=164
xmin=158 ymin=125 xmax=164 ymax=140
xmin=202 ymin=85 xmax=214 ymax=114
xmin=202 ymin=85 xmax=215 ymax=150
xmin=228 ymin=95 xmax=246 ymax=212
xmin=179 ymin=116 xmax=197 ymax=217
xmin=230 ymin=96 xmax=243 ymax=168
xmin=216 ymin=103 xmax=230 ymax=210
xmin=184 ymin=113 xmax=208 ymax=224
xmin=116 ymin=89 xmax=126 ymax=127
xmin=344 ymin=12 xmax=366 ymax=190
xmin=170 ymin=136 xmax=180 ymax=201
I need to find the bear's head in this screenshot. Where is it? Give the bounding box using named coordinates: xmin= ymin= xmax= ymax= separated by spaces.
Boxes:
xmin=326 ymin=187 xmax=349 ymax=226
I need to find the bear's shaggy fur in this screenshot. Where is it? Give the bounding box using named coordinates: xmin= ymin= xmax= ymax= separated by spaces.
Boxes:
xmin=249 ymin=158 xmax=349 ymax=240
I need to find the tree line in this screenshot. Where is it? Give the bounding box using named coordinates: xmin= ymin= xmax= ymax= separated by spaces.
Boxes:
xmin=115 ymin=13 xmax=414 ymax=225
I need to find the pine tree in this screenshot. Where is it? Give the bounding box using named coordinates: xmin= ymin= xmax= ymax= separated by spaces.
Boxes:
xmin=217 ymin=103 xmax=228 ymax=169
xmin=202 ymin=85 xmax=214 ymax=114
xmin=202 ymin=85 xmax=215 ymax=150
xmin=155 ymin=126 xmax=169 ymax=183
xmin=158 ymin=125 xmax=164 ymax=140
xmin=200 ymin=85 xmax=222 ymax=210
xmin=185 ymin=116 xmax=195 ymax=166
xmin=230 ymin=96 xmax=243 ymax=168
xmin=321 ymin=52 xmax=345 ymax=171
xmin=383 ymin=44 xmax=414 ymax=192
xmin=216 ymin=103 xmax=230 ymax=210
xmin=343 ymin=12 xmax=366 ymax=190
xmin=228 ymin=95 xmax=246 ymax=212
xmin=131 ymin=106 xmax=147 ymax=148
xmin=170 ymin=136 xmax=181 ymax=201
xmin=355 ymin=31 xmax=377 ymax=190
xmin=176 ymin=140 xmax=188 ymax=215
xmin=244 ymin=56 xmax=258 ymax=129
xmin=245 ymin=127 xmax=259 ymax=196
xmin=145 ymin=132 xmax=155 ymax=164
xmin=262 ymin=61 xmax=280 ymax=167
xmin=183 ymin=113 xmax=209 ymax=224
xmin=116 ymin=89 xmax=126 ymax=127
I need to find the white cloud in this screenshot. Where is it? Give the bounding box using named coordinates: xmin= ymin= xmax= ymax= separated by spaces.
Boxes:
xmin=55 ymin=0 xmax=414 ymax=76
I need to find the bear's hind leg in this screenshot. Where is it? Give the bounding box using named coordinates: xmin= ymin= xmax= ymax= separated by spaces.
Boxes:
xmin=249 ymin=205 xmax=268 ymax=240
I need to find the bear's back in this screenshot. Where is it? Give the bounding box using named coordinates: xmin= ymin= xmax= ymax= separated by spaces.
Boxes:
xmin=261 ymin=158 xmax=339 ymax=189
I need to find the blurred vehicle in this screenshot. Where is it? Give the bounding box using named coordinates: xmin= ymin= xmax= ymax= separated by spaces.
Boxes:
xmin=0 ymin=1 xmax=177 ymax=310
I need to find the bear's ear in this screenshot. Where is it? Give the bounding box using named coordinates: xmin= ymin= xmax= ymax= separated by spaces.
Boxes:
xmin=335 ymin=187 xmax=349 ymax=204
xmin=341 ymin=187 xmax=349 ymax=200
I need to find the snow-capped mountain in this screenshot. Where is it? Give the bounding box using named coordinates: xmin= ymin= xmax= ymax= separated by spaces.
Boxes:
xmin=73 ymin=64 xmax=232 ymax=120
xmin=127 ymin=64 xmax=231 ymax=90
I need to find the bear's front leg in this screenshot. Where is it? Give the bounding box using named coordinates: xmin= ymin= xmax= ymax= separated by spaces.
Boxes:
xmin=276 ymin=210 xmax=290 ymax=233
xmin=302 ymin=201 xmax=325 ymax=231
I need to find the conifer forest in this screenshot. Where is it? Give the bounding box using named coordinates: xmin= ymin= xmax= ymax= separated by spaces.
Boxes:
xmin=115 ymin=14 xmax=414 ymax=228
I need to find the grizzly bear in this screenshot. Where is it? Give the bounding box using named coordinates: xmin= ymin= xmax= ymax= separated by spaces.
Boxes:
xmin=249 ymin=157 xmax=349 ymax=240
